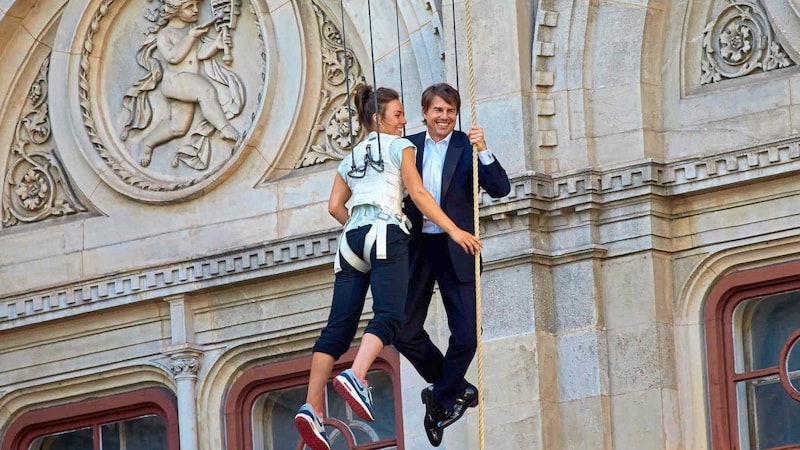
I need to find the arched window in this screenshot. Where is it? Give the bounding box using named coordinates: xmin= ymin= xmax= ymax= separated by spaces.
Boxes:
xmin=1 ymin=387 xmax=179 ymax=450
xmin=225 ymin=347 xmax=404 ymax=450
xmin=705 ymin=260 xmax=800 ymax=449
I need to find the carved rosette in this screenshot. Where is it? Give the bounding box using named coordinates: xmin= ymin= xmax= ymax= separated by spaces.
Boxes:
xmin=295 ymin=2 xmax=367 ymax=168
xmin=168 ymin=354 xmax=200 ymax=379
xmin=2 ymin=56 xmax=90 ymax=228
xmin=701 ymin=1 xmax=795 ymax=84
xmin=73 ymin=0 xmax=267 ymax=203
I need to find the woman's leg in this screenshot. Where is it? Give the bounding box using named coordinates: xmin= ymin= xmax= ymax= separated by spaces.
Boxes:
xmin=353 ymin=225 xmax=410 ymax=379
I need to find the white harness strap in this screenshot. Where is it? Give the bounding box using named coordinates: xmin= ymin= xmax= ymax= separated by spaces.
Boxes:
xmin=333 ymin=213 xmax=395 ymax=273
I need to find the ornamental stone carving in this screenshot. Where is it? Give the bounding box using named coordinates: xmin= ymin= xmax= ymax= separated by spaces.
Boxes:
xmin=2 ymin=56 xmax=92 ymax=228
xmin=67 ymin=0 xmax=267 ymax=203
xmin=701 ymin=1 xmax=795 ymax=85
xmin=294 ymin=2 xmax=366 ymax=168
xmin=168 ymin=354 xmax=200 ymax=378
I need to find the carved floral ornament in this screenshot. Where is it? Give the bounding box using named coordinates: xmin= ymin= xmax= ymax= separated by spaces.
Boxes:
xmin=294 ymin=2 xmax=366 ymax=168
xmin=701 ymin=1 xmax=795 ymax=84
xmin=2 ymin=57 xmax=91 ymax=228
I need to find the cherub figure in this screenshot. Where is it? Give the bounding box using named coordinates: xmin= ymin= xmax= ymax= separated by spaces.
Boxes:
xmin=122 ymin=0 xmax=244 ymax=169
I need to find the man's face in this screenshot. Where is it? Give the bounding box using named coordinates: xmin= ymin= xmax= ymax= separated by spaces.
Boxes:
xmin=422 ymin=95 xmax=458 ymax=142
xmin=177 ymin=1 xmax=200 ymax=23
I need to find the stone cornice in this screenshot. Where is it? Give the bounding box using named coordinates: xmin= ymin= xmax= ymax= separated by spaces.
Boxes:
xmin=481 ymin=135 xmax=800 ymax=217
xmin=0 ymin=232 xmax=340 ymax=331
xmin=2 ymin=136 xmax=799 ymax=330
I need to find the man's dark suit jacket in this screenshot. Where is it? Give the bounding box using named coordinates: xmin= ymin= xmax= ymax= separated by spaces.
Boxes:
xmin=403 ymin=130 xmax=511 ymax=282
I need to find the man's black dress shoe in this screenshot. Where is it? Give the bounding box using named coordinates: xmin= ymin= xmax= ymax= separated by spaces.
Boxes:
xmin=436 ymin=383 xmax=479 ymax=429
xmin=421 ymin=386 xmax=444 ymax=446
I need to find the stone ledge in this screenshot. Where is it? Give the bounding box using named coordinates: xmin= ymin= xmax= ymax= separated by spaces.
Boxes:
xmin=481 ymin=135 xmax=800 ymax=216
xmin=4 ymin=136 xmax=800 ymax=330
xmin=0 ymin=231 xmax=340 ymax=330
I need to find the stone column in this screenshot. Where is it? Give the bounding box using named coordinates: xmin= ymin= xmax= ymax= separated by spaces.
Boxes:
xmin=163 ymin=294 xmax=201 ymax=450
xmin=167 ymin=349 xmax=202 ymax=450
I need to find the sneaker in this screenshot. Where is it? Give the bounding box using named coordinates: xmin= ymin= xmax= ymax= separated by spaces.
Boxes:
xmin=333 ymin=368 xmax=375 ymax=422
xmin=294 ymin=403 xmax=330 ymax=450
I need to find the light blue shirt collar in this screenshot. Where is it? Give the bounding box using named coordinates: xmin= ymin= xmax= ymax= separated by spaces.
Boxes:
xmin=424 ymin=130 xmax=454 ymax=149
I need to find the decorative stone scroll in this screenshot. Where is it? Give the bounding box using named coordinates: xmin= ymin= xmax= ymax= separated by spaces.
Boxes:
xmin=2 ymin=56 xmax=91 ymax=228
xmin=74 ymin=0 xmax=267 ymax=203
xmin=701 ymin=1 xmax=795 ymax=85
xmin=294 ymin=2 xmax=367 ymax=168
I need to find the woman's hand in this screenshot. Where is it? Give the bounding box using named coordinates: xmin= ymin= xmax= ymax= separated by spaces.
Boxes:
xmin=447 ymin=228 xmax=483 ymax=255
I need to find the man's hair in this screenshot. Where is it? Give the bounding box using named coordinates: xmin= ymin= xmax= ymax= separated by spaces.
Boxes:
xmin=421 ymin=83 xmax=461 ymax=113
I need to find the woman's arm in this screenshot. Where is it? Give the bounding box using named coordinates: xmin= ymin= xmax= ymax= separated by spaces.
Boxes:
xmin=328 ymin=174 xmax=351 ymax=226
xmin=401 ymin=147 xmax=482 ymax=255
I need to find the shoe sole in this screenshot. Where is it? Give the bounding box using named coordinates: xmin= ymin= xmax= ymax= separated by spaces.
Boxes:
xmin=294 ymin=414 xmax=331 ymax=450
xmin=333 ymin=376 xmax=374 ymax=422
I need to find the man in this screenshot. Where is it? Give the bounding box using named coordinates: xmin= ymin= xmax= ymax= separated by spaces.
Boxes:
xmin=394 ymin=83 xmax=510 ymax=446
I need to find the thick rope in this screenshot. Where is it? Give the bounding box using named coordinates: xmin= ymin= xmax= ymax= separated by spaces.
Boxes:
xmin=463 ymin=0 xmax=486 ymax=448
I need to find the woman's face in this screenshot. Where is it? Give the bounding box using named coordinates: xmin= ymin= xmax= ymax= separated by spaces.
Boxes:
xmin=377 ymin=99 xmax=407 ymax=136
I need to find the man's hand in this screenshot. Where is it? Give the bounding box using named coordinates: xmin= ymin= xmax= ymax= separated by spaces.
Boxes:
xmin=448 ymin=228 xmax=483 ymax=255
xmin=466 ymin=125 xmax=487 ymax=152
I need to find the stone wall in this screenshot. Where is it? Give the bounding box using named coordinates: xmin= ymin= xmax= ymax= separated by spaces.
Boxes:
xmin=1 ymin=1 xmax=800 ymax=449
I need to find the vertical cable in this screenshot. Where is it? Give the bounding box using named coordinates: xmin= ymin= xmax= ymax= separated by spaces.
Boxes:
xmin=451 ymin=0 xmax=462 ymax=131
xmin=395 ymin=0 xmax=406 ymax=135
xmin=367 ymin=0 xmax=382 ymax=156
xmin=340 ymin=0 xmax=357 ymax=173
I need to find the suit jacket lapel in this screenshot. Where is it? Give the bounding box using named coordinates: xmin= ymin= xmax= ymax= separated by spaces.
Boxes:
xmin=441 ymin=139 xmax=464 ymax=201
xmin=411 ymin=133 xmax=425 ymax=175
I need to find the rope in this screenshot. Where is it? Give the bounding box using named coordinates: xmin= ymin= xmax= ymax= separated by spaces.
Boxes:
xmin=463 ymin=0 xmax=486 ymax=448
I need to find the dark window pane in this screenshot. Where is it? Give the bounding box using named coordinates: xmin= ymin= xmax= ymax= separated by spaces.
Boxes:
xmin=100 ymin=415 xmax=168 ymax=450
xmin=738 ymin=378 xmax=800 ymax=449
xmin=256 ymin=370 xmax=397 ymax=449
xmin=29 ymin=427 xmax=93 ymax=450
xmin=735 ymin=290 xmax=800 ymax=371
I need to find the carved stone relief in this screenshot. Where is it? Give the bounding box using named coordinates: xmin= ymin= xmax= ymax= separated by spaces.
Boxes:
xmin=701 ymin=1 xmax=795 ymax=85
xmin=2 ymin=56 xmax=93 ymax=228
xmin=168 ymin=353 xmax=200 ymax=378
xmin=72 ymin=0 xmax=267 ymax=203
xmin=294 ymin=2 xmax=367 ymax=168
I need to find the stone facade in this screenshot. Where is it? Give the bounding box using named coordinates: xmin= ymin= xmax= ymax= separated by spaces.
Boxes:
xmin=1 ymin=0 xmax=799 ymax=449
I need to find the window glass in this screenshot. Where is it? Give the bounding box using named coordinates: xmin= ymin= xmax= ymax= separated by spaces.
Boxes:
xmin=736 ymin=291 xmax=800 ymax=371
xmin=733 ymin=289 xmax=800 ymax=449
xmin=101 ymin=415 xmax=168 ymax=450
xmin=29 ymin=427 xmax=93 ymax=450
xmin=255 ymin=370 xmax=397 ymax=450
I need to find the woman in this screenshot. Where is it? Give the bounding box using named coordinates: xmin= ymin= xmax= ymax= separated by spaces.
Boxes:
xmin=294 ymin=85 xmax=482 ymax=450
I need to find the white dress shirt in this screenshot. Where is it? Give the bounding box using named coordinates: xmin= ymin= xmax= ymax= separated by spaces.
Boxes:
xmin=421 ymin=131 xmax=496 ymax=234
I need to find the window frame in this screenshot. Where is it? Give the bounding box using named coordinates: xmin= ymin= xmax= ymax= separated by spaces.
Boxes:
xmin=705 ymin=260 xmax=800 ymax=450
xmin=224 ymin=346 xmax=405 ymax=450
xmin=1 ymin=387 xmax=179 ymax=450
